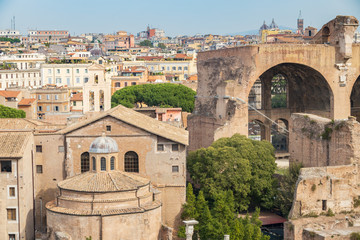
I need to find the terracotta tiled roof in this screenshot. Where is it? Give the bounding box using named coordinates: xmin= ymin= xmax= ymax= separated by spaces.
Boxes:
xmin=0 ymin=90 xmax=20 ymax=98
xmin=58 ymin=171 xmax=150 ymax=192
xmin=59 ymin=104 xmax=188 ymax=145
xmin=0 ymin=132 xmax=31 ymax=158
xmin=18 ymin=98 xmax=36 ymax=106
xmin=71 ymin=93 xmax=83 ymax=101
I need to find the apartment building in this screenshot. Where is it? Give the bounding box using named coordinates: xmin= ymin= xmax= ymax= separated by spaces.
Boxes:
xmin=0 ymin=29 xmax=21 ymax=39
xmin=41 ymin=63 xmax=91 ymax=91
xmin=31 ymin=86 xmax=70 ymax=119
xmin=28 ymin=30 xmax=69 ymax=43
xmin=0 ymin=53 xmax=46 ymax=70
xmin=111 ymin=66 xmax=148 ymax=94
xmin=104 ymin=31 xmax=135 ymax=51
xmin=0 ymin=132 xmax=34 ymax=240
xmin=0 ymin=69 xmax=42 ymax=89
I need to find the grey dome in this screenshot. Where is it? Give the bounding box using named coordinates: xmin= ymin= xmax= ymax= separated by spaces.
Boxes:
xmin=89 ymin=135 xmax=119 ymax=153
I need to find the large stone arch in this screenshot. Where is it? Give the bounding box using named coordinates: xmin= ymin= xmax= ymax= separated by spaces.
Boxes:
xmin=350 ymin=75 xmax=360 ymax=120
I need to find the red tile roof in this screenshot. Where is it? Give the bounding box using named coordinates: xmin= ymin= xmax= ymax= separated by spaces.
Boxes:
xmin=18 ymin=98 xmax=36 ymax=106
xmin=0 ymin=91 xmax=20 ymax=98
xmin=71 ymin=93 xmax=83 ymax=101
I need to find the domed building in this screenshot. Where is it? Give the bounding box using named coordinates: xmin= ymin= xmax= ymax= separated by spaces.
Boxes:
xmin=46 ymin=134 xmax=162 ymax=240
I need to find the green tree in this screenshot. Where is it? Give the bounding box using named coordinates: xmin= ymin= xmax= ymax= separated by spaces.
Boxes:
xmin=276 ymin=162 xmax=303 ymax=218
xmin=188 ymin=134 xmax=277 ymax=211
xmin=181 ymin=183 xmax=197 ymax=220
xmin=139 ymin=40 xmax=153 ymax=47
xmin=158 ymin=43 xmax=166 ymax=49
xmin=271 ymin=94 xmax=287 ymax=108
xmin=0 ymin=37 xmax=20 ymax=43
xmin=0 ymin=105 xmax=26 ymax=118
xmin=111 ymin=83 xmax=196 ymax=112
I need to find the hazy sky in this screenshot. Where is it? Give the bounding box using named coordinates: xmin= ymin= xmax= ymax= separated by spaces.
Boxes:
xmin=0 ymin=0 xmax=359 ymax=36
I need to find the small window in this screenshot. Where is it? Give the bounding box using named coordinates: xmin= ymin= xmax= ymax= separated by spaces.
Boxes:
xmin=76 ymin=77 xmax=80 ymax=83
xmin=54 ymin=106 xmax=59 ymax=112
xmin=38 ymin=95 xmax=41 ymax=100
xmin=36 ymin=165 xmax=43 ymax=174
xmin=55 ymin=95 xmax=58 ymax=100
xmin=46 ymin=95 xmax=50 ymax=100
xmin=9 ymin=234 xmax=16 ymax=240
xmin=172 ymin=144 xmax=179 ymax=151
xmin=7 ymin=208 xmax=16 ymax=221
xmin=58 ymin=146 xmax=64 ymax=152
xmin=1 ymin=161 xmax=12 ymax=173
xmin=66 ymin=69 xmax=70 ymax=74
xmin=106 ymin=125 xmax=111 ymax=131
xmin=131 ymin=82 xmax=136 ymax=86
xmin=85 ymin=69 xmax=88 ymax=73
xmin=92 ymin=157 xmax=96 ymax=170
xmin=115 ymin=82 xmax=120 ymax=87
xmin=101 ymin=157 xmax=106 ymax=171
xmin=172 ymin=67 xmax=176 ymax=70
xmin=322 ymin=200 xmax=327 ymax=211
xmin=110 ymin=157 xmax=115 ymax=170
xmin=36 ymin=145 xmax=42 ymax=152
xmin=57 ymin=69 xmax=60 ymax=74
xmin=172 ymin=166 xmax=179 ymax=173
xmin=9 ymin=187 xmax=15 ymax=197
xmin=157 ymin=144 xmax=164 ymax=151
xmin=76 ymin=69 xmax=80 ymax=74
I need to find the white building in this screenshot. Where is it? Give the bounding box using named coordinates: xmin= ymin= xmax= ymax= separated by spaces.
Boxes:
xmin=41 ymin=64 xmax=91 ymax=91
xmin=0 ymin=29 xmax=21 ymax=39
xmin=0 ymin=69 xmax=41 ymax=89
xmin=0 ymin=53 xmax=46 ymax=70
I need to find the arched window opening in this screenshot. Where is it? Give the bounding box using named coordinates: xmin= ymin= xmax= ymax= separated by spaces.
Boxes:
xmin=271 ymin=74 xmax=287 ymax=109
xmin=322 ymin=27 xmax=330 ymax=43
xmin=110 ymin=157 xmax=115 ymax=170
xmin=81 ymin=152 xmax=90 ymax=173
xmin=271 ymin=119 xmax=289 ymax=152
xmin=101 ymin=157 xmax=106 ymax=171
xmin=99 ymin=90 xmax=104 ymax=111
xmin=248 ymin=120 xmax=265 ymax=141
xmin=95 ymin=75 xmax=99 ymax=84
xmin=92 ymin=157 xmax=96 ymax=171
xmin=124 ymin=151 xmax=139 ymax=173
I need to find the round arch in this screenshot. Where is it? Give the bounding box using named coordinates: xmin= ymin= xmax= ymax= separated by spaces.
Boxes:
xmin=271 ymin=118 xmax=289 ymax=152
xmin=350 ymin=75 xmax=360 ymax=120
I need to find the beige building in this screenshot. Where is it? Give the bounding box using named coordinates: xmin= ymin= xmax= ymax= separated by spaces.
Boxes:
xmin=46 ymin=135 xmax=162 ymax=240
xmin=0 ymin=132 xmax=34 ymax=240
xmin=0 ymin=69 xmax=42 ymax=89
xmin=41 ymin=63 xmax=91 ymax=91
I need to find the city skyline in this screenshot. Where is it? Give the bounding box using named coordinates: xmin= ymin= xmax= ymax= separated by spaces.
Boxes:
xmin=0 ymin=0 xmax=359 ymax=36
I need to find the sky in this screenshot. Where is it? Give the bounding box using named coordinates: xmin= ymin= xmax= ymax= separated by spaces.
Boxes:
xmin=0 ymin=0 xmax=359 ymax=37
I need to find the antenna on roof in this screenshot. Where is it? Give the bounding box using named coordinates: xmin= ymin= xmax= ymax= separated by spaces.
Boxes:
xmin=298 ymin=10 xmax=302 ymax=19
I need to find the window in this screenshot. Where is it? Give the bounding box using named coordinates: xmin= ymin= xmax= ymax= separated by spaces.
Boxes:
xmin=58 ymin=146 xmax=64 ymax=152
xmin=9 ymin=234 xmax=16 ymax=240
xmin=84 ymin=77 xmax=89 ymax=83
xmin=110 ymin=157 xmax=115 ymax=170
xmin=131 ymin=82 xmax=136 ymax=86
xmin=172 ymin=166 xmax=179 ymax=173
xmin=124 ymin=82 xmax=128 ymax=87
xmin=8 ymin=187 xmax=15 ymax=197
xmin=76 ymin=77 xmax=80 ymax=83
xmin=66 ymin=69 xmax=70 ymax=74
xmin=36 ymin=165 xmax=43 ymax=173
xmin=76 ymin=69 xmax=79 ymax=74
xmin=57 ymin=69 xmax=60 ymax=74
xmin=101 ymin=157 xmax=106 ymax=171
xmin=95 ymin=75 xmax=99 ymax=83
xmin=38 ymin=95 xmax=41 ymax=100
xmin=46 ymin=95 xmax=50 ymax=100
xmin=85 ymin=69 xmax=88 ymax=73
xmin=161 ymin=66 xmax=165 ymax=70
xmin=172 ymin=144 xmax=179 ymax=151
xmin=54 ymin=106 xmax=59 ymax=112
xmin=178 ymin=67 xmax=182 ymax=70
xmin=56 ymin=78 xmax=61 ymax=84
xmin=81 ymin=152 xmax=90 ymax=173
xmin=157 ymin=144 xmax=164 ymax=152
xmin=7 ymin=209 xmax=16 ymax=221
xmin=36 ymin=145 xmax=42 ymax=152
xmin=48 ymin=78 xmax=52 ymax=84
xmin=124 ymin=152 xmax=139 ymax=172
xmin=322 ymin=200 xmax=327 ymax=211
xmin=92 ymin=157 xmax=96 ymax=170
xmin=115 ymin=82 xmax=120 ymax=87
xmin=46 ymin=106 xmax=50 ymax=112
xmin=38 ymin=106 xmax=42 ymax=112
xmin=55 ymin=95 xmax=58 ymax=100
xmin=184 ymin=66 xmax=188 ymax=71
xmin=172 ymin=67 xmax=176 ymax=70
xmin=48 ymin=69 xmax=51 ymax=74
xmin=73 ymin=101 xmax=77 ymax=106
xmin=166 ymin=67 xmax=170 ymax=71
xmin=67 ymin=78 xmax=70 ymax=86
xmin=106 ymin=125 xmax=111 ymax=131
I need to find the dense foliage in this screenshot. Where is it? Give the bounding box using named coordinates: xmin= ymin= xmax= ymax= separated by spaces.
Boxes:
xmin=271 ymin=94 xmax=287 ymax=108
xmin=158 ymin=43 xmax=166 ymax=49
xmin=0 ymin=37 xmax=20 ymax=43
xmin=275 ymin=163 xmax=303 ymax=218
xmin=179 ymin=184 xmax=270 ymax=240
xmin=139 ymin=40 xmax=153 ymax=47
xmin=187 ymin=134 xmax=277 ymax=211
xmin=271 ymin=74 xmax=287 ymax=108
xmin=111 ymin=83 xmax=196 ymax=112
xmin=0 ymin=105 xmax=26 ymax=118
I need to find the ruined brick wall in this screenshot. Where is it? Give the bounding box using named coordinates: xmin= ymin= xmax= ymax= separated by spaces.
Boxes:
xmin=289 ymin=114 xmax=360 ymax=167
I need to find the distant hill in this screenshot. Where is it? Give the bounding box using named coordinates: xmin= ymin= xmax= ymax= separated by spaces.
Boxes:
xmin=228 ymin=26 xmax=297 ymax=36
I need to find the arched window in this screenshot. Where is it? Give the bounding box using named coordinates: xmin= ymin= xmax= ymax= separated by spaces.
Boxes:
xmin=110 ymin=157 xmax=115 ymax=170
xmin=81 ymin=152 xmax=90 ymax=173
xmin=124 ymin=151 xmax=139 ymax=172
xmin=92 ymin=157 xmax=96 ymax=171
xmin=101 ymin=157 xmax=106 ymax=171
xmin=95 ymin=75 xmax=99 ymax=84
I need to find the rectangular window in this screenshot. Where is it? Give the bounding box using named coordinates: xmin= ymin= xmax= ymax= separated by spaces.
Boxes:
xmin=131 ymin=82 xmax=136 ymax=86
xmin=85 ymin=69 xmax=88 ymax=73
xmin=38 ymin=95 xmax=41 ymax=100
xmin=66 ymin=69 xmax=70 ymax=74
xmin=172 ymin=166 xmax=179 ymax=173
xmin=38 ymin=106 xmax=42 ymax=111
xmin=7 ymin=209 xmax=16 ymax=221
xmin=9 ymin=187 xmax=16 ymax=197
xmin=76 ymin=69 xmax=79 ymax=74
xmin=9 ymin=234 xmax=16 ymax=240
xmin=322 ymin=200 xmax=327 ymax=211
xmin=48 ymin=77 xmax=52 ymax=84
xmin=178 ymin=67 xmax=182 ymax=70
xmin=57 ymin=69 xmax=60 ymax=74
xmin=55 ymin=95 xmax=58 ymax=100
xmin=184 ymin=66 xmax=188 ymax=71
xmin=46 ymin=106 xmax=50 ymax=111
xmin=76 ymin=77 xmax=80 ymax=83
xmin=36 ymin=145 xmax=42 ymax=152
xmin=157 ymin=144 xmax=164 ymax=152
xmin=73 ymin=101 xmax=77 ymax=106
xmin=58 ymin=146 xmax=64 ymax=152
xmin=46 ymin=95 xmax=50 ymax=100
xmin=84 ymin=77 xmax=89 ymax=83
xmin=56 ymin=78 xmax=61 ymax=84
xmin=172 ymin=67 xmax=176 ymax=70
xmin=172 ymin=144 xmax=179 ymax=151
xmin=48 ymin=69 xmax=51 ymax=74
xmin=1 ymin=161 xmax=12 ymax=172
xmin=36 ymin=165 xmax=43 ymax=173
xmin=54 ymin=106 xmax=59 ymax=112
xmin=67 ymin=77 xmax=70 ymax=86
xmin=106 ymin=125 xmax=111 ymax=131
